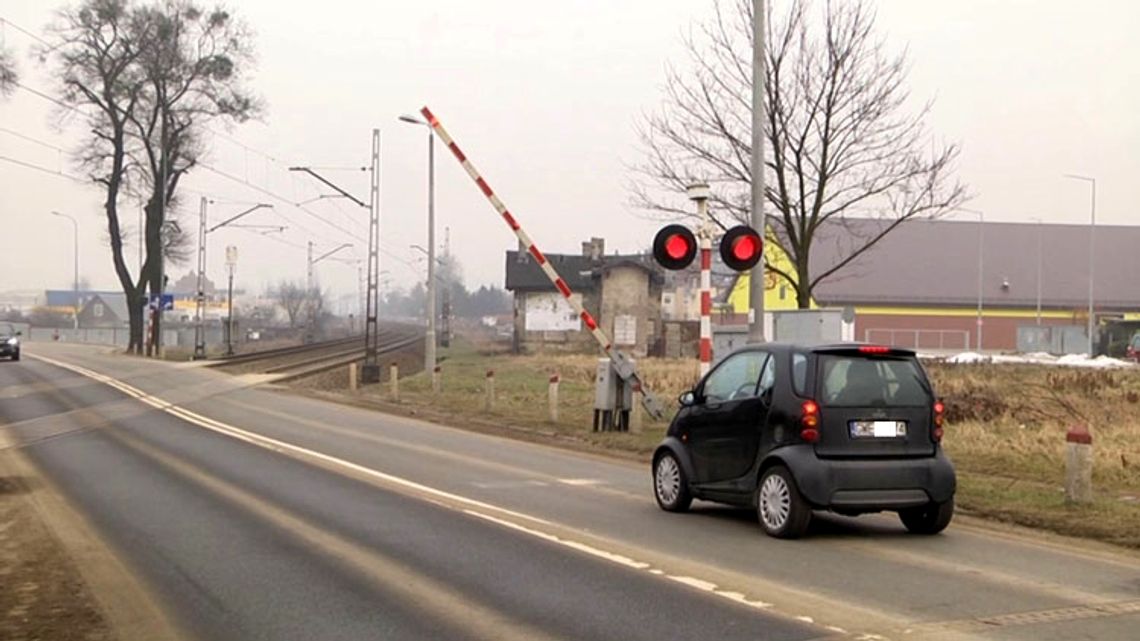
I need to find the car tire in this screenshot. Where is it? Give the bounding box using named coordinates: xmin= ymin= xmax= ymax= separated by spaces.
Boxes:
xmin=653 ymin=451 xmax=692 ymax=513
xmin=899 ymin=498 xmax=954 ymax=535
xmin=757 ymin=466 xmax=811 ymax=539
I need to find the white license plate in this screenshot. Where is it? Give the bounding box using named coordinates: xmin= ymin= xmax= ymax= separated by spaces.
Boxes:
xmin=850 ymin=420 xmax=907 ymax=438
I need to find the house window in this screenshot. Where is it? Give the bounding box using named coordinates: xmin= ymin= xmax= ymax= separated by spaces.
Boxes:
xmin=94 ymin=303 xmax=104 ymax=318
xmin=779 ymin=286 xmax=786 ymax=301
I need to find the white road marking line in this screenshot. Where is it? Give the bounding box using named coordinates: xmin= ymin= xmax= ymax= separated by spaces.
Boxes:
xmin=557 ymin=478 xmax=602 ymax=486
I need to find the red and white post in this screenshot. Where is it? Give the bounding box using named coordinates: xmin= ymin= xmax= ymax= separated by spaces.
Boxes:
xmin=689 ymin=184 xmax=713 ymax=377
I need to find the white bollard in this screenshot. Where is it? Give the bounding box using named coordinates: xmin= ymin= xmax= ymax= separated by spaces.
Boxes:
xmin=389 ymin=362 xmax=399 ymax=402
xmin=348 ymin=363 xmax=358 ymax=391
xmin=1065 ymin=424 xmax=1093 ymax=504
xmin=484 ymin=370 xmax=495 ymax=412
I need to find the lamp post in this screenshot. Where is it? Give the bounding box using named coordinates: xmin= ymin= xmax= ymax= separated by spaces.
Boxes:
xmin=50 ymin=211 xmax=79 ymax=331
xmin=1064 ymin=174 xmax=1096 ymax=356
xmin=1031 ymin=217 xmax=1043 ymax=326
xmin=956 ymin=208 xmax=985 ymax=351
xmin=399 ymin=113 xmax=437 ymax=376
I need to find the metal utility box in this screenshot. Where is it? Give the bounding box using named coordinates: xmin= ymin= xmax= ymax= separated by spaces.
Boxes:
xmin=773 ymin=309 xmax=852 ymax=345
xmin=594 ymin=358 xmax=634 ymax=432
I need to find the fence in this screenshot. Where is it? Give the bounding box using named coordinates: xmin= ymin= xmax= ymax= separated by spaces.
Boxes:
xmin=26 ymin=327 xmax=180 ymax=348
xmin=863 ymin=328 xmax=970 ymax=352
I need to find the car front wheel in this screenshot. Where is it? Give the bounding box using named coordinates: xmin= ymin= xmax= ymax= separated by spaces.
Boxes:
xmin=899 ymin=498 xmax=954 ymax=535
xmin=653 ymin=452 xmax=692 ymax=512
xmin=757 ymin=466 xmax=811 ymax=539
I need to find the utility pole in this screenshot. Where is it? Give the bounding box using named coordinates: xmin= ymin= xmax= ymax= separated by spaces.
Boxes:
xmin=195 ymin=200 xmax=272 ymax=358
xmin=306 ymin=242 xmax=353 ymax=342
xmin=748 ymin=0 xmax=767 ymax=342
xmin=441 ymin=226 xmax=451 ymax=348
xmin=289 ymin=136 xmax=378 ymax=378
xmin=225 ymin=245 xmax=237 ymax=356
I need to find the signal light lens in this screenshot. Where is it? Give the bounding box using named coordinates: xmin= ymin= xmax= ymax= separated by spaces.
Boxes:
xmin=719 ymin=225 xmax=763 ymax=272
xmin=858 ymin=345 xmax=891 ymax=354
xmin=665 ymin=234 xmax=690 ymax=260
xmin=652 ymin=224 xmax=698 ymax=270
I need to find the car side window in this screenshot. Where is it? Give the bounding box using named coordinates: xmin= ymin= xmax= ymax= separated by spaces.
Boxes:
xmin=792 ymin=353 xmax=807 ymax=396
xmin=702 ymin=352 xmax=768 ymax=403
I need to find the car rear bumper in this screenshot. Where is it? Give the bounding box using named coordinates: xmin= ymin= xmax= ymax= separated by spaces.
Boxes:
xmin=772 ymin=445 xmax=956 ymax=510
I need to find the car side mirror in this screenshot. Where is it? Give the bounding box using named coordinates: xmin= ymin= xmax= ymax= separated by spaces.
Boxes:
xmin=16 ymin=331 xmax=22 ymax=336
xmin=678 ymin=391 xmax=698 ymax=407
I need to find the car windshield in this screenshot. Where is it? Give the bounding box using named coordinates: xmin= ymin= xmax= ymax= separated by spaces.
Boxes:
xmin=819 ymin=355 xmax=929 ymax=407
xmin=0 ymin=324 xmax=14 ymax=337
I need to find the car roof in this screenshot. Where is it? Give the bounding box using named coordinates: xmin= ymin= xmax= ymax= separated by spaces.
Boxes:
xmin=724 ymin=341 xmax=917 ymax=357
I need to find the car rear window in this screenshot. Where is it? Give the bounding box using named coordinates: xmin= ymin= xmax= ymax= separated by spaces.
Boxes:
xmin=818 ymin=355 xmax=930 ymax=407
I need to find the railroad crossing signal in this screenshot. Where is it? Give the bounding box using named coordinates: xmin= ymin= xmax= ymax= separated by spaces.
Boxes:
xmin=651 ymin=224 xmax=763 ymax=271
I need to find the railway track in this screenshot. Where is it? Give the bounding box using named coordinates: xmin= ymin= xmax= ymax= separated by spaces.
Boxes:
xmin=209 ymin=326 xmax=423 ymax=381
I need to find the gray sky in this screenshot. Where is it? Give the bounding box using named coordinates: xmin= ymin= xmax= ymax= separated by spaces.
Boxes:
xmin=1 ymin=0 xmax=1137 ymax=308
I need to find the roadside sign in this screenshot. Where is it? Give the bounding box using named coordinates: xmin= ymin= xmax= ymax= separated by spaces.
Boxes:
xmin=146 ymin=293 xmax=174 ymax=311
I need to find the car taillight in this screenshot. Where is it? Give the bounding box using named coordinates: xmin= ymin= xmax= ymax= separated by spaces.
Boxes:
xmin=932 ymin=399 xmax=945 ymax=442
xmin=800 ymin=400 xmax=820 ymax=443
xmin=858 ymin=345 xmax=891 ymax=354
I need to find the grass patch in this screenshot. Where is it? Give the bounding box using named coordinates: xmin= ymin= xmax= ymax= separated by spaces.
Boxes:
xmin=317 ymin=337 xmax=1140 ymax=548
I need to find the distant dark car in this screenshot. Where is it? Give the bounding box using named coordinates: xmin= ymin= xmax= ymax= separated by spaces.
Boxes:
xmin=652 ymin=343 xmax=955 ymax=539
xmin=1127 ymin=332 xmax=1140 ymax=363
xmin=0 ymin=324 xmax=21 ymax=361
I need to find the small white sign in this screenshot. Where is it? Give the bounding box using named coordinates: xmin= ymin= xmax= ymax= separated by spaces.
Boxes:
xmin=614 ymin=314 xmax=637 ymax=346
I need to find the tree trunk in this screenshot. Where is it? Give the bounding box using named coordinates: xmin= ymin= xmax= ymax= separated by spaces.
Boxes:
xmin=796 ymin=262 xmax=812 ymax=309
xmin=127 ymin=289 xmax=145 ymax=354
xmin=144 ymin=197 xmax=164 ymax=357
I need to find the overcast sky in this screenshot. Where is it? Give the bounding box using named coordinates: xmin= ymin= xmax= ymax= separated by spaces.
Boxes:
xmin=1 ymin=0 xmax=1137 ymax=309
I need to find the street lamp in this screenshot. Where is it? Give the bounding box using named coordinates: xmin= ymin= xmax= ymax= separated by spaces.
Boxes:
xmin=1064 ymin=174 xmax=1096 ymax=356
xmin=50 ymin=211 xmax=79 ymax=331
xmin=956 ymin=208 xmax=985 ymax=352
xmin=399 ymin=113 xmax=438 ymax=377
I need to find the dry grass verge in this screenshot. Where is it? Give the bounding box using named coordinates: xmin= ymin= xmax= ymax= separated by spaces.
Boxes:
xmin=301 ymin=337 xmax=1140 ymax=548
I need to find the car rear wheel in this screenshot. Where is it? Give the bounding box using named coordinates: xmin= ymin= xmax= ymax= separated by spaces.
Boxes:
xmin=653 ymin=452 xmax=691 ymax=512
xmin=757 ymin=466 xmax=811 ymax=539
xmin=899 ymin=498 xmax=954 ymax=534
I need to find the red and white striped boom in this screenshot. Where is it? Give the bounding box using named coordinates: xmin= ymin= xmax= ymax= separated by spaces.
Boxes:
xmin=422 ymin=106 xmax=667 ymax=420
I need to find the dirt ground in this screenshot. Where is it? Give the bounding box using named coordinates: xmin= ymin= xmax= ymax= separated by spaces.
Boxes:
xmin=0 ymin=471 xmax=115 ymax=641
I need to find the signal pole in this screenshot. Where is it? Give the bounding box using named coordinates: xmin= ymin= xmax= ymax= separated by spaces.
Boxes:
xmin=749 ymin=0 xmax=767 ymax=343
xmin=689 ymin=183 xmax=713 ymax=377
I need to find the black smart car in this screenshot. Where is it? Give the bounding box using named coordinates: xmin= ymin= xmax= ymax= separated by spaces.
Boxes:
xmin=652 ymin=343 xmax=955 ymax=539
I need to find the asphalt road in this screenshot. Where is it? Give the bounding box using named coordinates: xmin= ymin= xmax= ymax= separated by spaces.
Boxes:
xmin=2 ymin=342 xmax=1139 ymax=641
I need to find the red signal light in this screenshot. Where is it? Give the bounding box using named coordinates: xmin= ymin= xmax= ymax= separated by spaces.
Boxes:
xmin=719 ymin=225 xmax=763 ymax=271
xmin=653 ymin=224 xmax=697 ymax=270
xmin=664 ymin=234 xmax=690 ymax=260
xmin=858 ymin=345 xmax=891 ymax=354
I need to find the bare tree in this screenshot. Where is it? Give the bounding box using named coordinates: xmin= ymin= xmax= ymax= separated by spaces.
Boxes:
xmin=47 ymin=0 xmax=150 ymax=352
xmin=0 ymin=47 xmax=18 ymax=96
xmin=270 ymin=280 xmax=306 ymax=329
xmin=126 ymin=0 xmax=259 ymax=353
xmin=634 ymin=0 xmax=967 ymax=308
xmin=45 ymin=0 xmax=259 ymax=354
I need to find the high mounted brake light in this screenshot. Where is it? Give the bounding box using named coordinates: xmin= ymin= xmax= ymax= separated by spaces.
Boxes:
xmin=858 ymin=345 xmax=891 ymax=354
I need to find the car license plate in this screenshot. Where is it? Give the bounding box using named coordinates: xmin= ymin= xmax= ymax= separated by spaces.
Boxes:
xmin=850 ymin=420 xmax=907 ymax=438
